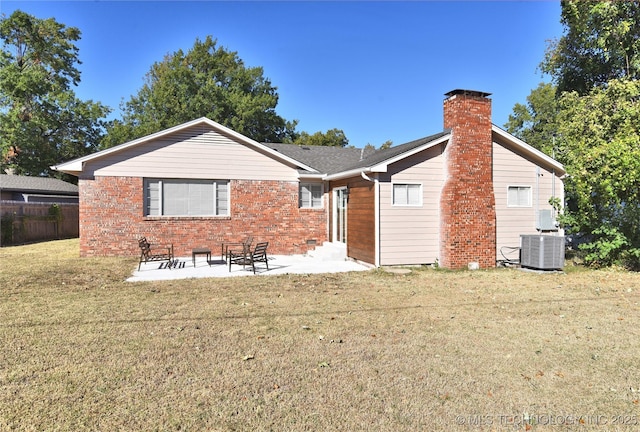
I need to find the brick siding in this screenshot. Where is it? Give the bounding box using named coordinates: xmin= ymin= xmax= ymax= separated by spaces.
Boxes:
xmin=79 ymin=176 xmax=327 ymax=257
xmin=440 ymin=91 xmax=497 ymax=268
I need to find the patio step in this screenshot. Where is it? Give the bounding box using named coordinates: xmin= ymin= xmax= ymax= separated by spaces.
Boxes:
xmin=307 ymin=241 xmax=347 ymax=261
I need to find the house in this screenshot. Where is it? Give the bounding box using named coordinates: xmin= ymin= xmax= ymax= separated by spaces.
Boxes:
xmin=52 ymin=90 xmax=565 ymax=268
xmin=1 ymin=174 xmax=80 ymax=245
xmin=0 ymin=174 xmax=79 ymax=203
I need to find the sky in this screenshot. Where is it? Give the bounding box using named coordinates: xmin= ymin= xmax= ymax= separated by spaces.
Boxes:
xmin=1 ymin=1 xmax=564 ymax=148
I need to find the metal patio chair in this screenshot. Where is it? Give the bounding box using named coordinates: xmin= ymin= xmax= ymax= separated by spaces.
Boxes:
xmin=228 ymin=241 xmax=269 ymax=274
xmin=138 ymin=237 xmax=174 ymax=270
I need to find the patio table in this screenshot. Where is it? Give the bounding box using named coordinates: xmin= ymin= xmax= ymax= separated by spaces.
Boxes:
xmin=192 ymin=247 xmax=211 ymax=267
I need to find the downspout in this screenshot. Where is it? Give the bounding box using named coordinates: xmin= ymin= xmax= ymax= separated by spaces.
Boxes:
xmin=552 ymin=137 xmax=556 ymax=202
xmin=536 ymin=166 xmax=541 ymax=232
xmin=361 ymin=171 xmax=380 ymax=267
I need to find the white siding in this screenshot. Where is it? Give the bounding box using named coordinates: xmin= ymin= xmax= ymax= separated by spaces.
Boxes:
xmin=379 ymin=145 xmax=444 ymax=265
xmin=84 ymin=124 xmax=298 ymax=181
xmin=493 ymin=140 xmax=564 ymax=260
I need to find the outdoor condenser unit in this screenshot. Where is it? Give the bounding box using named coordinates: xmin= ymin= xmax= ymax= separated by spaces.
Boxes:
xmin=520 ymin=235 xmax=565 ymax=270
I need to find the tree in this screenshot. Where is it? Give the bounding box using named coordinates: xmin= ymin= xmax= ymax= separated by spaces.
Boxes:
xmin=102 ymin=36 xmax=297 ymax=147
xmin=362 ymin=140 xmax=392 ymax=154
xmin=541 ymin=0 xmax=640 ymax=94
xmin=555 ymin=79 xmax=640 ymax=268
xmin=0 ymin=10 xmax=109 ymax=178
xmin=504 ymin=82 xmax=559 ymax=155
xmin=292 ymin=128 xmax=349 ymax=147
xmin=507 ymin=1 xmax=640 ymax=268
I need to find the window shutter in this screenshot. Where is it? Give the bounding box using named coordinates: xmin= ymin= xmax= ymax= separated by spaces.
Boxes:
xmin=216 ymin=181 xmax=228 ymax=215
xmin=146 ymin=180 xmax=160 ymax=216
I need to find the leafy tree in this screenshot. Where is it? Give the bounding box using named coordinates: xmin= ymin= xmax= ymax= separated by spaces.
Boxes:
xmin=292 ymin=128 xmax=349 ymax=147
xmin=555 ymin=79 xmax=640 ymax=268
xmin=541 ymin=0 xmax=640 ymax=94
xmin=0 ymin=10 xmax=109 ymax=178
xmin=362 ymin=140 xmax=392 ymax=154
xmin=379 ymin=140 xmax=393 ymax=150
xmin=504 ymin=82 xmax=559 ymax=155
xmin=102 ymin=36 xmax=297 ymax=147
xmin=507 ymin=1 xmax=640 ymax=268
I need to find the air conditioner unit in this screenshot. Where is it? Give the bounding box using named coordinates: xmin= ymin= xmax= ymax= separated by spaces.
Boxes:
xmin=520 ymin=235 xmax=565 ymax=270
xmin=537 ymin=209 xmax=558 ymax=231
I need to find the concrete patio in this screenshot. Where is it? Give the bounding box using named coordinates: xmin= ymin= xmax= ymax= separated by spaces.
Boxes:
xmin=128 ymin=253 xmax=373 ymax=282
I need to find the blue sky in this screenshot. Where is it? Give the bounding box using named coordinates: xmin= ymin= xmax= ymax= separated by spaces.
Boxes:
xmin=2 ymin=1 xmax=563 ymax=147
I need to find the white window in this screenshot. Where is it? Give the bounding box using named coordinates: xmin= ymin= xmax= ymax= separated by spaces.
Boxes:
xmin=299 ymin=183 xmax=323 ymax=208
xmin=393 ymin=183 xmax=422 ymax=206
xmin=144 ymin=179 xmax=229 ymax=216
xmin=507 ymin=186 xmax=532 ymax=207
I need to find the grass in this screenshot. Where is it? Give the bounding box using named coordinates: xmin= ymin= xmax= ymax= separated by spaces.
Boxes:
xmin=1 ymin=239 xmax=640 ymax=431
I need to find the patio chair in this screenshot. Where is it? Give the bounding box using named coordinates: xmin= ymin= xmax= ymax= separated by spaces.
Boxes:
xmin=228 ymin=241 xmax=269 ymax=274
xmin=221 ymin=235 xmax=253 ymax=262
xmin=138 ymin=237 xmax=174 ymax=270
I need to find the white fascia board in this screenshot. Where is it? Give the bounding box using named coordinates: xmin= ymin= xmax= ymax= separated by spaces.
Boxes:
xmin=50 ymin=164 xmax=82 ymax=176
xmin=298 ymin=173 xmax=325 ymax=180
xmin=492 ymin=125 xmax=566 ymax=175
xmin=52 ymin=117 xmax=318 ymax=175
xmin=323 ymin=167 xmax=373 ymax=181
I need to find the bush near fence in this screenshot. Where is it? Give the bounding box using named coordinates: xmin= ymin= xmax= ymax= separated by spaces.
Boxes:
xmin=0 ymin=202 xmax=79 ymax=246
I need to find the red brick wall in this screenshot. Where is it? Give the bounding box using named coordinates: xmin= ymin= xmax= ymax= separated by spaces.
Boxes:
xmin=79 ymin=176 xmax=327 ymax=257
xmin=440 ymin=91 xmax=497 ymax=268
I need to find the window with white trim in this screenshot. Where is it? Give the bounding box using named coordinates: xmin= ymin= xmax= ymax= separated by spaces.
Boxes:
xmin=507 ymin=186 xmax=532 ymax=207
xmin=393 ymin=183 xmax=422 ymax=206
xmin=299 ymin=183 xmax=323 ymax=208
xmin=144 ymin=179 xmax=229 ymax=216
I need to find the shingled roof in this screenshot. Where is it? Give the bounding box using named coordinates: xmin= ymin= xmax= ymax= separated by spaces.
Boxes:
xmin=0 ymin=174 xmax=78 ymax=195
xmin=266 ymin=143 xmax=377 ymax=174
xmin=266 ymin=130 xmax=451 ymax=175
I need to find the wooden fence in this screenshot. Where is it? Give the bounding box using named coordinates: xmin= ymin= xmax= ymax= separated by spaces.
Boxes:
xmin=0 ymin=201 xmax=79 ymax=246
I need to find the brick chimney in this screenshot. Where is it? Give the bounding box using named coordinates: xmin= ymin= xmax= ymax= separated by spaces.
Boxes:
xmin=439 ymin=90 xmax=496 ymax=269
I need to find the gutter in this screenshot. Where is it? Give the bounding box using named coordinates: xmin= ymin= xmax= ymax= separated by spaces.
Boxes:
xmin=324 ymin=167 xmax=373 ymax=181
xmin=298 ymin=173 xmax=325 ymax=180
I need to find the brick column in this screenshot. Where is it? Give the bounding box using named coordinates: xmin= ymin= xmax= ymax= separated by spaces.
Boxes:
xmin=440 ymin=90 xmax=496 ymax=268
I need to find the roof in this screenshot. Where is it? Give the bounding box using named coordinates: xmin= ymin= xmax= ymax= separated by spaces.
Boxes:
xmin=266 ymin=143 xmax=375 ymax=174
xmin=0 ymin=174 xmax=79 ymax=195
xmin=267 ymin=131 xmax=451 ymax=176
